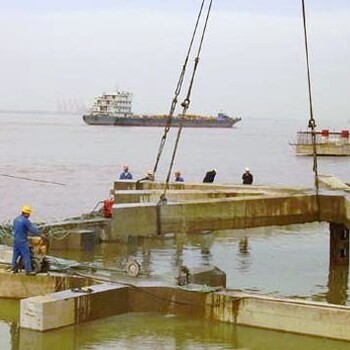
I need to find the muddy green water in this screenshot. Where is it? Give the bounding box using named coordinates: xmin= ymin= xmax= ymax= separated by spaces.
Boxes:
xmin=1 ymin=300 xmax=350 ymax=350
xmin=2 ymin=223 xmax=350 ymax=349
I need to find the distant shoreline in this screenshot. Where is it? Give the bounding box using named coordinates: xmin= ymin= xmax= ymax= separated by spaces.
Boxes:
xmin=0 ymin=110 xmax=83 ymax=116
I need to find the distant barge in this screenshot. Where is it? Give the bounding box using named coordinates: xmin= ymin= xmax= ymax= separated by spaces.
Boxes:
xmin=82 ymin=90 xmax=241 ymax=128
xmin=291 ymin=129 xmax=350 ymax=156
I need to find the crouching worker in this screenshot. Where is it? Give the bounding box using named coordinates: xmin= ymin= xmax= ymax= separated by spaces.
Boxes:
xmin=11 ymin=205 xmax=41 ymax=275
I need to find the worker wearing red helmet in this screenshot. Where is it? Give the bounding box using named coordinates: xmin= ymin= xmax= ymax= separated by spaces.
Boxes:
xmin=11 ymin=205 xmax=40 ymax=275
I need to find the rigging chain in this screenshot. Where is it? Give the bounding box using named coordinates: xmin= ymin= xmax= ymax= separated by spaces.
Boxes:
xmin=301 ymin=0 xmax=320 ymax=202
xmin=159 ymin=0 xmax=213 ymax=203
xmin=152 ymin=0 xmax=207 ymax=177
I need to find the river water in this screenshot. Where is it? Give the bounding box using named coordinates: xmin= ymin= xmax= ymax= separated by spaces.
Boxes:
xmin=0 ymin=112 xmax=349 ymax=349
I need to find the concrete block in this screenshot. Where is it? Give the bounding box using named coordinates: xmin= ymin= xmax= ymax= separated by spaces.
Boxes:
xmin=112 ymin=203 xmax=158 ymax=238
xmin=189 ymin=265 xmax=226 ymax=288
xmin=50 ymin=229 xmax=98 ymax=250
xmin=20 ymin=284 xmax=129 ymax=331
xmin=20 ymin=295 xmax=75 ymax=331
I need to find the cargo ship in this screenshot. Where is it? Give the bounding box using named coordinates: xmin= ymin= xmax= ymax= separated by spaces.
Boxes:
xmin=290 ymin=129 xmax=350 ymax=156
xmin=82 ymin=90 xmax=241 ymax=128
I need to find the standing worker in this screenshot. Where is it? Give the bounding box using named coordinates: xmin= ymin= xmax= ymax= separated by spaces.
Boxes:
xmin=203 ymin=168 xmax=217 ymax=183
xmin=11 ymin=205 xmax=40 ymax=275
xmin=242 ymin=168 xmax=253 ymax=185
xmin=119 ymin=165 xmax=133 ymax=180
xmin=174 ymin=170 xmax=184 ymax=182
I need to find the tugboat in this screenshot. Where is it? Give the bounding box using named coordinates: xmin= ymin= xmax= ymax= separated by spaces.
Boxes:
xmin=291 ymin=129 xmax=350 ymax=156
xmin=82 ymin=89 xmax=241 ymax=128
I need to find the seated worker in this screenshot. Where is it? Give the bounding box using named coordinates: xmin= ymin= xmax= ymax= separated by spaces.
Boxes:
xmin=242 ymin=167 xmax=253 ymax=185
xmin=119 ymin=165 xmax=133 ymax=180
xmin=174 ymin=170 xmax=184 ymax=182
xmin=203 ymin=168 xmax=217 ymax=183
xmin=145 ymin=170 xmax=155 ymax=181
xmin=135 ymin=170 xmax=155 ymax=189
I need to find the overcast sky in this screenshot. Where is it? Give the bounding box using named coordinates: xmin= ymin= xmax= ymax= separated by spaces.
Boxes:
xmin=0 ymin=0 xmax=349 ymax=122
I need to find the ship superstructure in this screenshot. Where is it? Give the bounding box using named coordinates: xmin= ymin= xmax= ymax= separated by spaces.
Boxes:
xmin=90 ymin=90 xmax=133 ymax=117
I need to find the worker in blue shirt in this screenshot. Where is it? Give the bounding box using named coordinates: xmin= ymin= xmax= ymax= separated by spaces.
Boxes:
xmin=174 ymin=170 xmax=184 ymax=182
xmin=11 ymin=205 xmax=40 ymax=275
xmin=119 ymin=165 xmax=133 ymax=180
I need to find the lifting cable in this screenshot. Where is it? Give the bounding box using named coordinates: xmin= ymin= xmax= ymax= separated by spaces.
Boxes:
xmin=301 ymin=0 xmax=320 ymax=205
xmin=152 ymin=0 xmax=207 ymax=177
xmin=159 ymin=0 xmax=213 ymax=204
xmin=0 ymin=173 xmax=65 ymax=186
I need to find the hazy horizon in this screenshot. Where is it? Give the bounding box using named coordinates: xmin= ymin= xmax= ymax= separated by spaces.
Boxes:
xmin=0 ymin=0 xmax=349 ymax=123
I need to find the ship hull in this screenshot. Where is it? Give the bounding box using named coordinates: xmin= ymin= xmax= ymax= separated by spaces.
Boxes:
xmin=293 ymin=143 xmax=350 ymax=156
xmin=291 ymin=130 xmax=350 ymax=156
xmin=82 ymin=114 xmax=240 ymax=128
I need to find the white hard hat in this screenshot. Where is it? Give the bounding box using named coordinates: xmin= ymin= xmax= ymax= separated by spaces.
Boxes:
xmin=245 ymin=167 xmax=250 ymax=172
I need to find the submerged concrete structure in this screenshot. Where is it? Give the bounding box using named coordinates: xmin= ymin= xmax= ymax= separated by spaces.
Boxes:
xmin=20 ymin=281 xmax=350 ymax=342
xmin=111 ymin=180 xmax=350 ymax=239
xmin=0 ymin=268 xmax=93 ymax=299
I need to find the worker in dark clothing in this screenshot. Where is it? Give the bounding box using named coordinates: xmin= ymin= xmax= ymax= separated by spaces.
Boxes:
xmin=203 ymin=168 xmax=217 ymax=183
xmin=242 ymin=168 xmax=253 ymax=185
xmin=11 ymin=205 xmax=40 ymax=275
xmin=119 ymin=165 xmax=133 ymax=180
xmin=174 ymin=171 xmax=184 ymax=182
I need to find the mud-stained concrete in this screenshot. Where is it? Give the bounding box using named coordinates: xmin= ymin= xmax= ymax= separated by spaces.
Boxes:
xmin=20 ymin=282 xmax=350 ymax=341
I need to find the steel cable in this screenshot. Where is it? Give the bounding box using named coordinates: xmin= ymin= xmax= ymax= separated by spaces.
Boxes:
xmin=151 ymin=0 xmax=207 ymax=177
xmin=301 ymin=0 xmax=320 ymax=201
xmin=160 ymin=0 xmax=213 ymax=203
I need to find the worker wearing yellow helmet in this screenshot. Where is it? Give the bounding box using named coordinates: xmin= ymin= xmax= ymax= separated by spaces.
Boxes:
xmin=11 ymin=205 xmax=40 ymax=275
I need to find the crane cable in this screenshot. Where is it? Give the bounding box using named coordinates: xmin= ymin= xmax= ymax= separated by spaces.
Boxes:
xmin=301 ymin=0 xmax=320 ymax=212
xmin=152 ymin=0 xmax=207 ymax=177
xmin=0 ymin=173 xmax=65 ymax=186
xmin=159 ymin=0 xmax=213 ymax=204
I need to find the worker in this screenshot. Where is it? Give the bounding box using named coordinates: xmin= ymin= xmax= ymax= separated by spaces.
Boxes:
xmin=135 ymin=170 xmax=155 ymax=189
xmin=242 ymin=167 xmax=253 ymax=185
xmin=174 ymin=171 xmax=184 ymax=182
xmin=146 ymin=170 xmax=155 ymax=181
xmin=11 ymin=205 xmax=40 ymax=275
xmin=203 ymin=168 xmax=216 ymax=183
xmin=119 ymin=165 xmax=133 ymax=180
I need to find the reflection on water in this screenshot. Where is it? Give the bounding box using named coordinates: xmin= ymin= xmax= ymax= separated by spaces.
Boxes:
xmin=0 ymin=312 xmax=346 ymax=350
xmin=48 ymin=222 xmax=350 ymax=306
xmin=326 ymin=265 xmax=349 ymax=305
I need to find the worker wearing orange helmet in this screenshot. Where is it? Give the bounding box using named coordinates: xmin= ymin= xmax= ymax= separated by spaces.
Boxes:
xmin=11 ymin=205 xmax=40 ymax=275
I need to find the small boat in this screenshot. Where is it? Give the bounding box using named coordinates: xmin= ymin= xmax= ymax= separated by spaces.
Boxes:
xmin=290 ymin=129 xmax=350 ymax=156
xmin=82 ymin=89 xmax=241 ymax=128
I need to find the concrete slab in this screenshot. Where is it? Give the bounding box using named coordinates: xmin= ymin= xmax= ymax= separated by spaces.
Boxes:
xmin=19 ymin=282 xmax=350 ymax=341
xmin=50 ymin=229 xmax=98 ymax=250
xmin=111 ymin=184 xmax=350 ymax=238
xmin=0 ymin=269 xmax=95 ymax=299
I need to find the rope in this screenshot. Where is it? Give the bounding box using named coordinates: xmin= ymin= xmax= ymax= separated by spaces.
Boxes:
xmin=0 ymin=173 xmax=65 ymax=186
xmin=151 ymin=0 xmax=207 ymax=177
xmin=301 ymin=0 xmax=320 ymax=202
xmin=159 ymin=0 xmax=213 ymax=203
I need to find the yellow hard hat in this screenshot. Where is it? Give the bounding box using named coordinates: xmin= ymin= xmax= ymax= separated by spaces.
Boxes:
xmin=21 ymin=205 xmax=32 ymax=214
